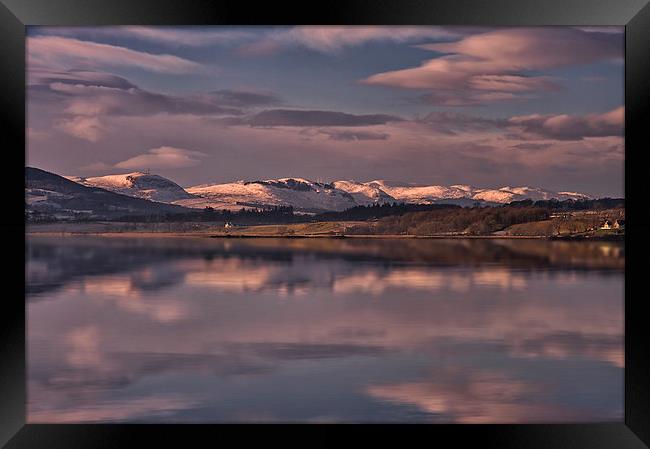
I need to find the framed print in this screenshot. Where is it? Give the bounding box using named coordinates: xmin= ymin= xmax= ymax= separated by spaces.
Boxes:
xmin=2 ymin=0 xmax=649 ymax=447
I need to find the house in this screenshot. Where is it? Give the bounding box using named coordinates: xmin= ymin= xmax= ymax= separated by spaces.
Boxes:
xmin=600 ymin=220 xmax=613 ymax=230
xmin=614 ymin=219 xmax=625 ymax=230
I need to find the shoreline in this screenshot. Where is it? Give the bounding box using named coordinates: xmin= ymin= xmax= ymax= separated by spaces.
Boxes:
xmin=25 ymin=231 xmax=622 ymax=241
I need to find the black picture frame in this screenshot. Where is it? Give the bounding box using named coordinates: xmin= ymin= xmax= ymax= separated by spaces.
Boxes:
xmin=2 ymin=0 xmax=649 ymax=447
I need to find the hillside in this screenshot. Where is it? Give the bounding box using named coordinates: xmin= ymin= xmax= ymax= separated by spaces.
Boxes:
xmin=26 ymin=167 xmax=190 ymax=221
xmin=68 ymin=172 xmax=195 ymax=203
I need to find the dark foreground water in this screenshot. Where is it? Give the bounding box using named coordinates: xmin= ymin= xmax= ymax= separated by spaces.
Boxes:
xmin=26 ymin=236 xmax=624 ymax=423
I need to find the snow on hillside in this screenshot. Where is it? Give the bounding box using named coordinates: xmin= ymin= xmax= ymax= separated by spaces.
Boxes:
xmin=471 ymin=186 xmax=589 ymax=203
xmin=366 ymin=180 xmax=470 ymax=204
xmin=364 ymin=180 xmax=588 ymax=205
xmin=69 ymin=172 xmax=194 ymax=203
xmin=181 ymin=178 xmax=358 ymax=213
xmin=331 ymin=180 xmax=396 ymax=205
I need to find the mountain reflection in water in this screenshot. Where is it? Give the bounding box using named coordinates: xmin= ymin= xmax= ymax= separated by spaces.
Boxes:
xmin=27 ymin=236 xmax=623 ymax=423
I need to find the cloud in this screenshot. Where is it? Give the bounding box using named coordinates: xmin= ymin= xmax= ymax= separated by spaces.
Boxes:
xmin=95 ymin=26 xmax=252 ymax=47
xmin=296 ymin=128 xmax=390 ymax=141
xmin=418 ymin=91 xmax=525 ymax=107
xmin=419 ymin=28 xmax=622 ymax=71
xmin=36 ymin=26 xmax=256 ymax=47
xmin=30 ymin=70 xmax=261 ymax=119
xmin=468 ymin=75 xmax=559 ymax=93
xmin=30 ymin=70 xmax=255 ymax=141
xmin=508 ymin=107 xmax=623 ymax=140
xmin=34 ymin=26 xmax=460 ymax=56
xmin=237 ymin=26 xmax=460 ymax=55
xmin=363 ymin=28 xmax=622 ymax=105
xmin=28 ymin=36 xmax=201 ymax=73
xmin=51 ymin=83 xmax=243 ymax=117
xmin=115 ymin=146 xmax=207 ymax=169
xmin=408 ymin=108 xmax=623 ymax=141
xmin=239 ymin=109 xmax=403 ymax=127
xmin=28 ymin=69 xmax=137 ymax=89
xmin=56 ymin=116 xmax=106 ymax=142
xmin=209 ymin=89 xmax=281 ymax=107
xmin=510 ymin=143 xmax=553 ymax=151
xmin=265 ymin=26 xmax=460 ymax=53
xmin=417 ymin=111 xmax=506 ymax=135
xmin=321 ymin=130 xmax=390 ymax=141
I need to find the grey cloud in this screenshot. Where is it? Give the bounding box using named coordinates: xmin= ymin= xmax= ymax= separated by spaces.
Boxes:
xmin=61 ymin=85 xmax=243 ymax=117
xmin=209 ymin=89 xmax=282 ymax=107
xmin=29 ymin=70 xmax=137 ymax=89
xmin=418 ymin=111 xmax=506 ymax=135
xmin=507 ymin=108 xmax=623 ymax=141
xmin=511 ymin=143 xmax=553 ymax=151
xmin=321 ymin=130 xmax=390 ymax=141
xmin=30 ymin=70 xmax=245 ymax=118
xmin=230 ymin=342 xmax=388 ymax=360
xmin=418 ymin=91 xmax=526 ymax=107
xmin=243 ymin=109 xmax=403 ymax=127
xmin=107 ymin=89 xmax=244 ymax=117
xmin=416 ymin=109 xmax=623 ymax=142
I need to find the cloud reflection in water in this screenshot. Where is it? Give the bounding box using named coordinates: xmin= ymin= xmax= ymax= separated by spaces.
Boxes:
xmin=27 ymin=236 xmax=623 ymax=422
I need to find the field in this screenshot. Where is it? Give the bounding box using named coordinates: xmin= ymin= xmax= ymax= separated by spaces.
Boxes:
xmin=27 ymin=207 xmax=624 ymax=240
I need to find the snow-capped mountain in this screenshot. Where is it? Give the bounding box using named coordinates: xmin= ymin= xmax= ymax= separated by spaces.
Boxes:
xmin=67 ymin=172 xmax=194 ymax=203
xmin=331 ymin=180 xmax=396 ymax=205
xmin=470 ymin=186 xmax=589 ymax=203
xmin=366 ymin=180 xmax=472 ymax=204
xmin=179 ymin=178 xmax=359 ymax=213
xmin=368 ymin=180 xmax=589 ymax=205
xmin=57 ymin=169 xmax=590 ymax=213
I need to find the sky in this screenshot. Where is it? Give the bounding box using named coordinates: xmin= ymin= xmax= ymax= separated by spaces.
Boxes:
xmin=26 ymin=26 xmax=624 ymax=197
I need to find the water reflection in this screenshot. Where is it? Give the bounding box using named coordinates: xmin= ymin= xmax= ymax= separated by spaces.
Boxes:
xmin=27 ymin=236 xmax=623 ymax=423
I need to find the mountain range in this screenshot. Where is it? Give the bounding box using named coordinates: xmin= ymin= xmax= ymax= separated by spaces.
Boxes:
xmin=27 ymin=167 xmax=591 ymax=219
xmin=70 ymin=171 xmax=590 ymax=211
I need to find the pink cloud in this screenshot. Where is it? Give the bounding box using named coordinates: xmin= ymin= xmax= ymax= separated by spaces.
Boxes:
xmin=115 ymin=146 xmax=207 ymax=169
xmin=508 ymin=107 xmax=624 ymax=140
xmin=28 ymin=36 xmax=201 ymax=73
xmin=55 ymin=116 xmax=106 ymax=142
xmin=362 ymin=28 xmax=622 ymax=105
xmin=468 ymin=75 xmax=559 ymax=93
xmin=422 ymin=28 xmax=621 ymax=70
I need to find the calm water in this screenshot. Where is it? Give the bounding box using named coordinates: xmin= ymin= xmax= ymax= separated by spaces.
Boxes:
xmin=26 ymin=236 xmax=624 ymax=423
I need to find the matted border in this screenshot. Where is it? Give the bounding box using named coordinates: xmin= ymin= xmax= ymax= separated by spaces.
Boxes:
xmin=2 ymin=0 xmax=649 ymax=447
